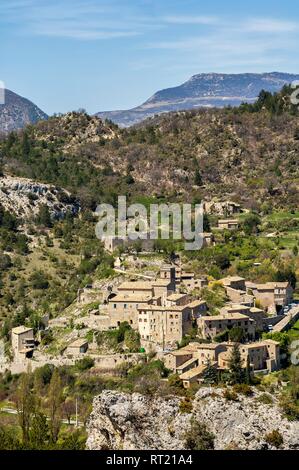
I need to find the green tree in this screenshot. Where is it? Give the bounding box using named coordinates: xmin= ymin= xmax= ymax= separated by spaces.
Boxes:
xmin=30 ymin=412 xmax=49 ymax=448
xmin=48 ymin=369 xmax=63 ymax=443
xmin=228 ymin=343 xmax=244 ymax=385
xmin=243 ymin=213 xmax=261 ymax=236
xmin=36 ymin=204 xmax=52 ymax=228
xmin=202 ymin=358 xmax=219 ymax=385
xmin=16 ymin=369 xmax=36 ymax=444
xmin=194 ymin=168 xmax=203 ymax=186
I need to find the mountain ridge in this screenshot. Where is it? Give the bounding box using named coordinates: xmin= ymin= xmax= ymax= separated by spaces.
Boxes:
xmin=0 ymin=88 xmax=48 ymax=133
xmin=96 ymin=72 xmax=299 ymax=127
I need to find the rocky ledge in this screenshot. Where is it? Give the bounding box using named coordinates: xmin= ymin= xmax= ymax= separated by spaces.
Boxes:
xmin=86 ymin=388 xmax=299 ymax=450
xmin=0 ymin=175 xmax=79 ymax=219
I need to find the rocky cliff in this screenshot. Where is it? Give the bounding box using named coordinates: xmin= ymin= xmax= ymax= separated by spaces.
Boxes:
xmin=86 ymin=388 xmax=299 ymax=450
xmin=0 ymin=175 xmax=79 ymax=219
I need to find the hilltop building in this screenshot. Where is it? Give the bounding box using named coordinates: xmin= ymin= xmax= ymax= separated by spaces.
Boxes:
xmin=11 ymin=326 xmax=35 ymax=362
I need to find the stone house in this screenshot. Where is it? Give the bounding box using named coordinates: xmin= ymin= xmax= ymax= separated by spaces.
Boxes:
xmin=11 ymin=326 xmax=35 ymax=362
xmin=66 ymin=338 xmax=89 ymax=355
xmin=197 ymin=312 xmax=256 ymax=341
xmin=137 ymin=304 xmax=193 ymax=349
xmin=220 ymin=304 xmax=265 ymax=331
xmin=165 ymin=342 xmax=226 ymax=373
xmin=218 ymin=219 xmax=239 ymax=230
xmin=246 ymin=282 xmax=293 ymax=313
xmin=218 ymin=339 xmax=280 ymax=373
xmin=108 ymin=293 xmax=152 ymax=328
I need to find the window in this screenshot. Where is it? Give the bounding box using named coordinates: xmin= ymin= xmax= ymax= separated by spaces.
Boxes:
xmin=124 ymin=304 xmax=127 ymax=309
xmin=113 ymin=304 xmax=117 ymax=309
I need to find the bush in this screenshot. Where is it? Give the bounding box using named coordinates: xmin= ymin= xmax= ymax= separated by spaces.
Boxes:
xmin=184 ymin=419 xmax=215 ymax=450
xmin=256 ymin=393 xmax=273 ymax=405
xmin=264 ymin=430 xmax=283 ymax=448
xmin=75 ymin=356 xmax=95 ymax=372
xmin=233 ymin=384 xmax=253 ymax=396
xmin=223 ymin=388 xmax=239 ymax=401
xmin=179 ymin=398 xmax=193 ymax=414
xmin=29 ymin=270 xmax=49 ymax=289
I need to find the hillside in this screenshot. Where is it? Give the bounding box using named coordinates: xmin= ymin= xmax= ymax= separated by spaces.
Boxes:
xmin=96 ymin=72 xmax=299 ymax=127
xmin=2 ymin=89 xmax=297 ymax=211
xmin=0 ymin=89 xmax=48 ymax=134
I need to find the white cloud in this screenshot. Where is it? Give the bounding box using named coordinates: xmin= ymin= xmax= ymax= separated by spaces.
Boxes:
xmin=163 ymin=15 xmax=219 ymax=25
xmin=244 ymin=18 xmax=298 ymax=33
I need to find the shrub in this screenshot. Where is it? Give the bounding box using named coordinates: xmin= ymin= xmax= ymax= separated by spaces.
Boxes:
xmin=256 ymin=393 xmax=273 ymax=405
xmin=179 ymin=398 xmax=193 ymax=414
xmin=223 ymin=388 xmax=239 ymax=401
xmin=233 ymin=384 xmax=253 ymax=396
xmin=264 ymin=430 xmax=283 ymax=448
xmin=75 ymin=356 xmax=95 ymax=372
xmin=184 ymin=419 xmax=215 ymax=450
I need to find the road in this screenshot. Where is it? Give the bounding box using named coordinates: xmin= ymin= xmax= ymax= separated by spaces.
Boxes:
xmin=0 ymin=407 xmax=83 ymax=426
xmin=273 ymin=305 xmax=299 ymax=332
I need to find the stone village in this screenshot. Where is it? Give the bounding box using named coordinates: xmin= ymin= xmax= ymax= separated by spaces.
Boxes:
xmin=5 ymin=201 xmax=299 ymax=388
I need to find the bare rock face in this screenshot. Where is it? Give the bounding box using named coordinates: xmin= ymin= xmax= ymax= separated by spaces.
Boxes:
xmin=194 ymin=388 xmax=299 ymax=450
xmin=86 ymin=388 xmax=299 ymax=451
xmin=86 ymin=391 xmax=189 ymax=450
xmin=0 ymin=175 xmax=79 ymax=219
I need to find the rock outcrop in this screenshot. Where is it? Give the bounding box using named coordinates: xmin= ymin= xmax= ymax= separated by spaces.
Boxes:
xmin=0 ymin=175 xmax=79 ymax=219
xmin=86 ymin=388 xmax=299 ymax=450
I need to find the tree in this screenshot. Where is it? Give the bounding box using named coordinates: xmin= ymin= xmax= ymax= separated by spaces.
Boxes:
xmin=202 ymin=359 xmax=218 ymax=385
xmin=48 ymin=369 xmax=63 ymax=443
xmin=16 ymin=368 xmax=36 ymax=444
xmin=30 ymin=412 xmax=49 ymax=448
xmin=36 ymin=204 xmax=52 ymax=228
xmin=203 ymin=213 xmax=210 ymax=232
xmin=22 ymin=131 xmax=30 ymax=157
xmin=243 ymin=213 xmax=261 ymax=236
xmin=61 ymin=399 xmax=76 ymax=425
xmin=227 ymin=343 xmax=244 ymax=385
xmin=228 ymin=326 xmax=244 ymax=343
xmin=194 ymin=168 xmax=203 ymax=186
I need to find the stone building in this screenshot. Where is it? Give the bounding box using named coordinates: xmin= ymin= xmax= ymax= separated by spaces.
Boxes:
xmin=197 ymin=312 xmax=256 ymax=341
xmin=218 ymin=340 xmax=280 ymax=373
xmin=218 ymin=219 xmax=239 ymax=230
xmin=11 ymin=326 xmax=35 ymax=362
xmin=137 ymin=304 xmax=193 ymax=349
xmin=66 ymin=338 xmax=89 ymax=355
xmin=246 ymin=281 xmax=293 ymax=313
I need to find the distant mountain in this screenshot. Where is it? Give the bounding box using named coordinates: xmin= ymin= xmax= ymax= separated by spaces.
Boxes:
xmin=96 ymin=72 xmax=299 ymax=127
xmin=0 ymin=89 xmax=48 ymax=133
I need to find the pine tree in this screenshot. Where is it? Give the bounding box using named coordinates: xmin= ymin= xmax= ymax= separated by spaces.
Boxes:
xmin=22 ymin=131 xmax=30 ymax=157
xmin=194 ymin=168 xmax=203 ymax=186
xmin=203 ymin=358 xmax=218 ymax=385
xmin=228 ymin=343 xmax=244 ymax=385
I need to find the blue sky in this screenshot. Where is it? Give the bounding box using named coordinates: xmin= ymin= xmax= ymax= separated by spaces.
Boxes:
xmin=1 ymin=0 xmax=299 ymax=115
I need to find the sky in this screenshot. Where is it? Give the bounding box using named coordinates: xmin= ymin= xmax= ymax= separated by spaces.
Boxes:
xmin=1 ymin=0 xmax=299 ymax=115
